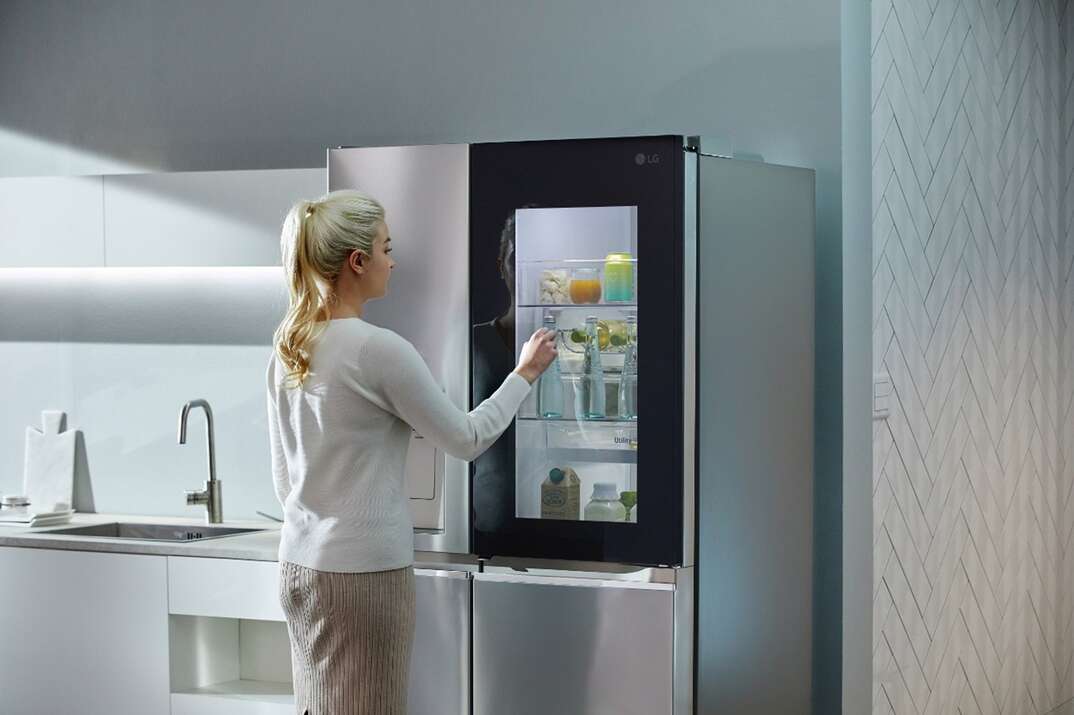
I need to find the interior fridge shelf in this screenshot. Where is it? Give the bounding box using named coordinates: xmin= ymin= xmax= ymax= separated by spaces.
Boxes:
xmin=543 ymin=447 xmax=637 ymax=464
xmin=516 ymin=417 xmax=637 ymax=454
xmin=518 ymin=255 xmax=638 ymax=307
xmin=518 ymin=258 xmax=638 ymax=265
xmin=517 ymin=303 xmax=638 ymax=309
xmin=517 ymin=416 xmax=637 ymax=425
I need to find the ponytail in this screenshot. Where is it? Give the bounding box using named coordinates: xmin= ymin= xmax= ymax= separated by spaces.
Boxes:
xmin=273 ymin=192 xmax=385 ymax=388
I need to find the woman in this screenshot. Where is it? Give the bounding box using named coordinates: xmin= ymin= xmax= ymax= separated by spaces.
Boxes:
xmin=266 ymin=190 xmax=555 ymax=715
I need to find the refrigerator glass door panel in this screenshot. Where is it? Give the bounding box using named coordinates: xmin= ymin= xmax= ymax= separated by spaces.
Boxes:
xmin=328 ymin=144 xmax=469 ymax=552
xmin=470 ymin=136 xmax=683 ymax=566
xmin=513 ymin=206 xmax=639 ymax=522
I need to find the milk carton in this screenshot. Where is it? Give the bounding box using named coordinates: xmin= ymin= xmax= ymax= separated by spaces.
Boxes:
xmin=540 ymin=466 xmax=580 ymax=520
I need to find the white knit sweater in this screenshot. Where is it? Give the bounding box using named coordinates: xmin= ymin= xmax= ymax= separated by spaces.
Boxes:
xmin=267 ymin=318 xmax=530 ymax=573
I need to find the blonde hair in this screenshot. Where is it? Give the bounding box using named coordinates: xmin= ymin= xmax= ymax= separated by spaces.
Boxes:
xmin=273 ymin=190 xmax=385 ymax=387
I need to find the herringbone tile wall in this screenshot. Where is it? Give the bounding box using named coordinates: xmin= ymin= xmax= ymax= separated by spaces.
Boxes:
xmin=872 ymin=0 xmax=1071 ymax=713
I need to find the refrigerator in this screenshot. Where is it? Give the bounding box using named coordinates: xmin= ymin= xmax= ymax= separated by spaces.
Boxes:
xmin=328 ymin=135 xmax=815 ymax=715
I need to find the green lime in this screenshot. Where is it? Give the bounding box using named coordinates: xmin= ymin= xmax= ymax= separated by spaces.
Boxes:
xmin=570 ymin=329 xmax=586 ymax=343
xmin=609 ymin=334 xmax=627 ymax=347
xmin=619 ymin=491 xmax=637 ymax=510
xmin=596 ymin=323 xmax=610 ymax=349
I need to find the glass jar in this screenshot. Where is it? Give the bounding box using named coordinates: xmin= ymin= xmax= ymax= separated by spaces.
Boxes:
xmin=584 ymin=482 xmax=627 ymax=522
xmin=603 ymin=252 xmax=634 ymax=302
xmin=569 ymin=267 xmax=602 ymax=304
xmin=1 ymin=495 xmax=30 ymax=517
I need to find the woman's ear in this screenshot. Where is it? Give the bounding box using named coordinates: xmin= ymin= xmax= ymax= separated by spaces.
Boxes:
xmin=349 ymin=249 xmax=365 ymax=274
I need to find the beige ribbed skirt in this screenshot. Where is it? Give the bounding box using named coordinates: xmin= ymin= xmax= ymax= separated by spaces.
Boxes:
xmin=279 ymin=561 xmax=416 ymax=715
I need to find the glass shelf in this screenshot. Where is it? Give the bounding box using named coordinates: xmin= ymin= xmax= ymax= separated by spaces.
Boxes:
xmin=518 ymin=258 xmax=638 ymax=265
xmin=518 ymin=418 xmax=637 ymax=451
xmin=517 ymin=416 xmax=637 ymax=425
xmin=517 ymin=303 xmax=638 ymax=309
xmin=519 ymin=257 xmax=638 ymax=306
xmin=544 ymin=447 xmax=637 ymax=464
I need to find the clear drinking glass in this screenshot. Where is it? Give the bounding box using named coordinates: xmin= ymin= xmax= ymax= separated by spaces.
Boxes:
xmin=569 ymin=267 xmax=602 ymax=304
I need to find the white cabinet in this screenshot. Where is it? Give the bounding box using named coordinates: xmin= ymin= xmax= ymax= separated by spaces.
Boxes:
xmin=0 ymin=547 xmax=472 ymax=715
xmin=0 ymin=168 xmax=325 ymax=268
xmin=102 ymin=168 xmax=324 ymax=266
xmin=168 ymin=556 xmax=285 ymax=621
xmin=166 ymin=557 xmax=472 ymax=715
xmin=0 ymin=547 xmax=170 ymax=715
xmin=0 ymin=176 xmax=105 ymax=266
xmin=169 ymin=616 xmax=294 ymax=715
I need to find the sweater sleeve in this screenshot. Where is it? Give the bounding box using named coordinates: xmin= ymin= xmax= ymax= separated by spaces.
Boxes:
xmin=357 ymin=330 xmax=531 ymax=462
xmin=265 ymin=359 xmax=291 ymax=507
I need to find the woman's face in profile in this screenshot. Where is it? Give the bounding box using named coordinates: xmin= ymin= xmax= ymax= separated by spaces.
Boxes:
xmin=363 ymin=220 xmax=395 ymax=299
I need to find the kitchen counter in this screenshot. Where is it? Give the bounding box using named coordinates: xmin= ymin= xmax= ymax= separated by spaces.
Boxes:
xmin=0 ymin=512 xmax=480 ymax=570
xmin=0 ymin=512 xmax=679 ymax=715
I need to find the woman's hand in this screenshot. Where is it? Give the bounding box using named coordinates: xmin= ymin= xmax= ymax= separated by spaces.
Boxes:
xmin=513 ymin=328 xmax=557 ymax=385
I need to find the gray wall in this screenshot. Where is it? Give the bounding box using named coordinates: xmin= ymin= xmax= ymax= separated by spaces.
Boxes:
xmin=871 ymin=1 xmax=1069 ymax=713
xmin=842 ymin=0 xmax=874 ymax=714
xmin=0 ymin=1 xmax=855 ymax=709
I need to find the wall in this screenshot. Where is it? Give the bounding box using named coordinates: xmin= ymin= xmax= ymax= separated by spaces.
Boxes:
xmin=1061 ymin=2 xmax=1074 ymax=713
xmin=844 ymin=0 xmax=876 ymax=711
xmin=0 ymin=1 xmax=852 ymax=706
xmin=0 ymin=170 xmax=322 ymax=520
xmin=872 ymin=0 xmax=1070 ymax=713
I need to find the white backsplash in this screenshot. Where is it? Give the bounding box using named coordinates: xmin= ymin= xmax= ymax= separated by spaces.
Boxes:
xmin=0 ymin=341 xmax=278 ymax=520
xmin=0 ymin=167 xmax=324 ymax=519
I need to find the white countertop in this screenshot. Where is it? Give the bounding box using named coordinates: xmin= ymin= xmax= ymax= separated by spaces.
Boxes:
xmin=0 ymin=512 xmax=282 ymax=560
xmin=0 ymin=513 xmax=682 ymax=582
xmin=0 ymin=512 xmax=481 ymax=571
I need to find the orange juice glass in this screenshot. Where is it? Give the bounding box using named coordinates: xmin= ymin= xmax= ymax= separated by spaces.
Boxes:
xmin=569 ymin=268 xmax=602 ymax=303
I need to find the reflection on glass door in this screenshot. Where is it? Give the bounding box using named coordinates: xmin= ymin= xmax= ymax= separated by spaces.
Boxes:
xmin=513 ymin=206 xmax=639 ymax=524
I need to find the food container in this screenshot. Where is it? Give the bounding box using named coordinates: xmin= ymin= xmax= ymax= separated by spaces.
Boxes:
xmin=1 ymin=495 xmax=30 ymax=516
xmin=584 ymin=482 xmax=627 ymax=522
xmin=603 ymin=252 xmax=634 ymax=302
xmin=538 ymin=269 xmax=570 ymax=304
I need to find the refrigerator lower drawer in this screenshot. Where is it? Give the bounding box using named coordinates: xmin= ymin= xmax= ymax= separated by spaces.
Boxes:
xmin=472 ymin=573 xmax=674 ymax=715
xmin=410 ymin=569 xmax=471 ymax=715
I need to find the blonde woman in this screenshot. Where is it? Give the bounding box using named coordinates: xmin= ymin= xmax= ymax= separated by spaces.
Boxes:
xmin=266 ymin=190 xmax=555 ymax=715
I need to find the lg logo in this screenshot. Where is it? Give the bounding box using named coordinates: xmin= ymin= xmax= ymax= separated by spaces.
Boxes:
xmin=634 ymin=152 xmax=660 ymax=166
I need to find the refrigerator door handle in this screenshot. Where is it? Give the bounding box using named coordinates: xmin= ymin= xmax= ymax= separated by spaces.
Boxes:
xmin=473 ymin=571 xmax=674 ymax=591
xmin=413 ymin=568 xmax=471 ymax=580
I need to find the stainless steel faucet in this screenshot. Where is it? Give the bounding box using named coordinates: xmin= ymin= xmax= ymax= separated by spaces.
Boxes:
xmin=177 ymin=398 xmax=223 ymax=524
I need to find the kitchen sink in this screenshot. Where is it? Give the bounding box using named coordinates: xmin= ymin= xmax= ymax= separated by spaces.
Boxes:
xmin=41 ymin=522 xmax=265 ymax=542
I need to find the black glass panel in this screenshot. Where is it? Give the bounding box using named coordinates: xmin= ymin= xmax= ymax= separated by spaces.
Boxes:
xmin=470 ymin=135 xmax=684 ymax=567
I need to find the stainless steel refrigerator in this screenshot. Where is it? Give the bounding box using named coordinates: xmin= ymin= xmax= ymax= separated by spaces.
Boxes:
xmin=328 ymin=135 xmax=815 ymax=715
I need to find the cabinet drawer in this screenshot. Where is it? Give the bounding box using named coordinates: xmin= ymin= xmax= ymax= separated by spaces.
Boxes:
xmin=473 ymin=573 xmax=674 ymax=715
xmin=168 ymin=557 xmax=284 ymax=621
xmin=171 ymin=686 xmax=293 ymax=715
